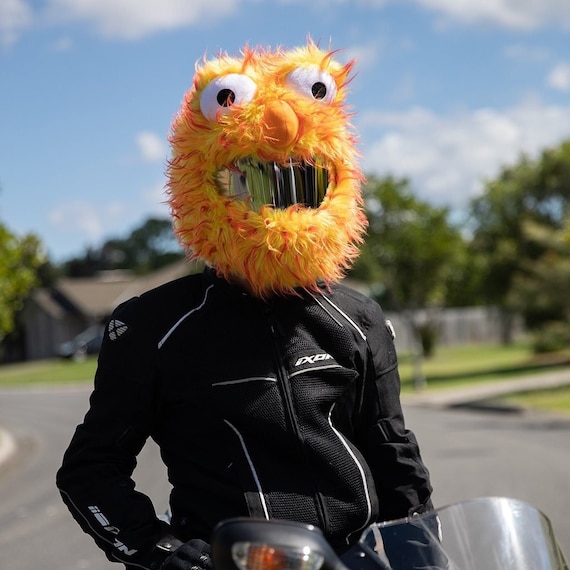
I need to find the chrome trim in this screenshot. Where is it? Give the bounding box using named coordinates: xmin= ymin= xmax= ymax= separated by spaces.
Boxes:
xmin=217 ymin=157 xmax=329 ymax=210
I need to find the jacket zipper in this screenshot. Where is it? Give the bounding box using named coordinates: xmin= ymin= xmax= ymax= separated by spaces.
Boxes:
xmin=266 ymin=310 xmax=330 ymax=535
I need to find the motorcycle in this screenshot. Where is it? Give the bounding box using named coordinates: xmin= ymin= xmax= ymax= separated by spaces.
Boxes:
xmin=211 ymin=496 xmax=569 ymax=570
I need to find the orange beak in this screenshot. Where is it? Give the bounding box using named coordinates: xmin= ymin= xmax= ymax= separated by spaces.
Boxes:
xmin=262 ymin=100 xmax=299 ymax=148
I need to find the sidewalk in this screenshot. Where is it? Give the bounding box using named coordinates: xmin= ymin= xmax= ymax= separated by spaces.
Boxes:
xmin=402 ymin=369 xmax=570 ymax=410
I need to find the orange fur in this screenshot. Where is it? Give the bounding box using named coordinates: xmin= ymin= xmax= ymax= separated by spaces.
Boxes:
xmin=166 ymin=41 xmax=367 ymax=298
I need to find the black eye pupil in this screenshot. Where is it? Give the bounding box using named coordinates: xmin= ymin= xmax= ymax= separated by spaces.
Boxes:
xmin=312 ymin=82 xmax=327 ymax=99
xmin=217 ymin=89 xmax=236 ymax=107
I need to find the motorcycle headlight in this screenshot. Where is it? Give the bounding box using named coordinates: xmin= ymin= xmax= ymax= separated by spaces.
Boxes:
xmin=231 ymin=542 xmax=325 ymax=570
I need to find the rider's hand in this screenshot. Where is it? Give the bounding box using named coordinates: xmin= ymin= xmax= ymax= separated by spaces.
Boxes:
xmin=161 ymin=538 xmax=212 ymax=570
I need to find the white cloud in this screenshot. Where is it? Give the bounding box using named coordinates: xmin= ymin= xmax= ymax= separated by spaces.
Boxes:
xmin=0 ymin=0 xmax=33 ymax=47
xmin=358 ymin=100 xmax=570 ymax=208
xmin=47 ymin=189 xmax=170 ymax=249
xmin=5 ymin=0 xmax=570 ymax=46
xmin=503 ymin=44 xmax=550 ymax=63
xmin=136 ymin=131 xmax=167 ymax=163
xmin=547 ymin=63 xmax=570 ymax=92
xmin=48 ymin=200 xmax=128 ymax=241
xmin=46 ymin=0 xmax=238 ymax=40
xmin=342 ymin=40 xmax=382 ymax=69
xmin=283 ymin=0 xmax=570 ymax=29
xmin=411 ymin=0 xmax=570 ymax=30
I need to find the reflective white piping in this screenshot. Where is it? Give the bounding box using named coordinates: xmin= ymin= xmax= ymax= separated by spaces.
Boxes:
xmin=224 ymin=420 xmax=270 ymax=519
xmin=328 ymin=404 xmax=373 ymax=534
xmin=58 ymin=489 xmax=115 ymax=547
xmin=158 ymin=284 xmax=214 ymax=349
xmin=212 ymin=377 xmax=277 ymax=386
xmin=289 ymin=364 xmax=342 ymax=379
xmin=60 ymin=489 xmax=154 ymax=567
xmin=307 ymin=291 xmax=344 ymax=328
xmin=318 ymin=294 xmax=367 ymax=341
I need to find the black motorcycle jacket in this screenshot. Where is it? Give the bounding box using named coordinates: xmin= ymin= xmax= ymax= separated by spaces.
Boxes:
xmin=56 ymin=268 xmax=434 ymax=568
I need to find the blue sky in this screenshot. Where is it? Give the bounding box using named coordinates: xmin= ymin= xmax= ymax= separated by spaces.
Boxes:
xmin=1 ymin=0 xmax=569 ymax=262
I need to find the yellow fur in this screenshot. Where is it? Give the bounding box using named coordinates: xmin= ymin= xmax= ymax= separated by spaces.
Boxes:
xmin=166 ymin=41 xmax=367 ymax=297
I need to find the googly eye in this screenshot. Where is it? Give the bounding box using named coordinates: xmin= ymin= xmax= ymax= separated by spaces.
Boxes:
xmin=285 ymin=65 xmax=338 ymax=104
xmin=199 ymin=74 xmax=257 ymax=121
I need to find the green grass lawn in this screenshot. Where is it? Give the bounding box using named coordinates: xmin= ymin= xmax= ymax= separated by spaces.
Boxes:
xmin=397 ymin=342 xmax=570 ymax=414
xmin=398 ymin=342 xmax=570 ymax=391
xmin=501 ymin=385 xmax=570 ymax=414
xmin=0 ymin=356 xmax=97 ymax=386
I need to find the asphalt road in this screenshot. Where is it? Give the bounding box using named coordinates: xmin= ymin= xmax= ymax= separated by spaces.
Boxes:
xmin=0 ymin=385 xmax=569 ymax=569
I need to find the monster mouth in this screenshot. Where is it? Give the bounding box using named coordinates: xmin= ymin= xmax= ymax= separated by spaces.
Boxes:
xmin=216 ymin=157 xmax=330 ymax=211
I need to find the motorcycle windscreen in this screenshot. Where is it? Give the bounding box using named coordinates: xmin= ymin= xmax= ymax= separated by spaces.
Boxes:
xmin=354 ymin=497 xmax=569 ymax=570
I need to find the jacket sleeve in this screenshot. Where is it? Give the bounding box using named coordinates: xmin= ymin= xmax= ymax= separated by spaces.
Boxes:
xmin=356 ymin=301 xmax=434 ymax=522
xmin=56 ymin=297 xmax=181 ymax=569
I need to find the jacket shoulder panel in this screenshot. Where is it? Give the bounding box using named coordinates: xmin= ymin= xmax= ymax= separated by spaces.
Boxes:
xmin=325 ymin=283 xmax=385 ymax=332
xmin=326 ymin=284 xmax=397 ymax=373
xmin=107 ymin=272 xmax=208 ymax=349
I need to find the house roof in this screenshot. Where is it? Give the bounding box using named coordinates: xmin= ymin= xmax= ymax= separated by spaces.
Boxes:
xmin=32 ymin=260 xmax=368 ymax=322
xmin=33 ymin=259 xmax=196 ymax=321
xmin=30 ymin=288 xmax=68 ymax=319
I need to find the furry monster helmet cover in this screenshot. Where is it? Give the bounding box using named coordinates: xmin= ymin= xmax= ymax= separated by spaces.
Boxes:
xmin=166 ymin=40 xmax=367 ymax=298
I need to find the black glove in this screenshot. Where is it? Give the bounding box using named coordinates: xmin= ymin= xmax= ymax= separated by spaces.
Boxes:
xmin=161 ymin=539 xmax=213 ymax=570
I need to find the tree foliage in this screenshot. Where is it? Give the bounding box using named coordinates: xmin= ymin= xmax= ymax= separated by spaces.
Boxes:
xmin=63 ymin=217 xmax=184 ymax=277
xmin=0 ymin=225 xmax=44 ymax=340
xmin=351 ymin=175 xmax=466 ymax=310
xmin=469 ymin=139 xmax=570 ymax=347
xmin=350 ymin=176 xmax=468 ymax=381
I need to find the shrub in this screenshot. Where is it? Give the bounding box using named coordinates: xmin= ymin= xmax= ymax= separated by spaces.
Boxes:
xmin=533 ymin=321 xmax=570 ymax=353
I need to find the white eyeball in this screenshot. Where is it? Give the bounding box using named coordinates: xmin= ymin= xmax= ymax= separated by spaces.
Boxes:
xmin=285 ymin=65 xmax=338 ymax=104
xmin=199 ymin=74 xmax=257 ymax=121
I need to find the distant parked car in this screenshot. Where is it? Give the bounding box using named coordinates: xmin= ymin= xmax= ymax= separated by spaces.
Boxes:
xmin=57 ymin=325 xmax=104 ymax=359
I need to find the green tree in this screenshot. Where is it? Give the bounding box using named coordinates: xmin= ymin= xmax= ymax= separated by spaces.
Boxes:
xmin=107 ymin=217 xmax=184 ymax=273
xmin=0 ymin=225 xmax=44 ymax=341
xmin=469 ymin=140 xmax=570 ymax=344
xmin=64 ymin=217 xmax=184 ymax=277
xmin=352 ymin=175 xmax=466 ymax=310
xmin=351 ymin=176 xmax=466 ymax=387
xmin=508 ymin=216 xmax=570 ymax=351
